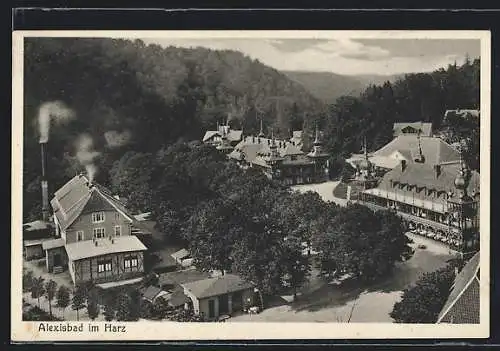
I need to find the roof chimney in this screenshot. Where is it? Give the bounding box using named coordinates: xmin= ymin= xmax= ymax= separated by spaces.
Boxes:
xmin=434 ymin=164 xmax=441 ymax=178
xmin=401 ymin=159 xmax=407 ymax=172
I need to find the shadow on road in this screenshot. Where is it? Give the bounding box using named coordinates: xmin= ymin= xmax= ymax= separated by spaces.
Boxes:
xmin=290 ymin=246 xmax=453 ymax=313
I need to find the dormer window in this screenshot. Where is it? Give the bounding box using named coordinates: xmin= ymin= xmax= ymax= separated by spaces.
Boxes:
xmin=92 ymin=212 xmax=105 ymax=223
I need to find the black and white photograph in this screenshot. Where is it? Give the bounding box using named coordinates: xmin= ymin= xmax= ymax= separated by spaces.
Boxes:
xmin=11 ymin=30 xmax=490 ymax=341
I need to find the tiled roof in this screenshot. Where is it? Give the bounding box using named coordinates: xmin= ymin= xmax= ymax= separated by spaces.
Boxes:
xmin=167 ymin=287 xmax=191 ymax=307
xmin=368 ymin=155 xmax=403 ymax=169
xmin=229 ymin=136 xmax=306 ymax=165
xmin=181 ymin=274 xmax=254 ymax=299
xmin=42 ymin=238 xmax=65 ymax=250
xmin=227 ymin=130 xmax=243 ymax=142
xmin=171 ymin=248 xmax=190 ymax=260
xmin=158 ymin=269 xmax=211 ymax=287
xmin=203 ymin=131 xmax=219 ymax=142
xmin=24 ymin=239 xmax=46 ymax=247
xmin=393 ymin=122 xmax=433 ymax=137
xmin=51 ymin=175 xmax=135 ymax=230
xmin=65 ymin=235 xmax=147 ymax=261
xmin=203 ymin=130 xmax=243 ymax=143
xmin=23 ymin=220 xmax=51 ymax=232
xmin=372 ymin=135 xmax=460 ymax=166
xmin=140 ymin=285 xmax=163 ymax=301
xmin=377 ymin=162 xmax=480 ymax=198
xmin=437 ymin=252 xmax=480 ymax=323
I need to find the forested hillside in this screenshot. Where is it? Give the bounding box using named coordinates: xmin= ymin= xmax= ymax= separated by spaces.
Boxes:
xmin=322 ymin=58 xmax=480 ymax=172
xmin=284 ymin=71 xmax=402 ymax=103
xmin=22 ymin=37 xmax=480 ymax=223
xmin=23 ymin=38 xmax=324 ymax=221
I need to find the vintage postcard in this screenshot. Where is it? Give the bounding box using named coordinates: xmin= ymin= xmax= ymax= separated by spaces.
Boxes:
xmin=11 ymin=30 xmax=490 ymax=341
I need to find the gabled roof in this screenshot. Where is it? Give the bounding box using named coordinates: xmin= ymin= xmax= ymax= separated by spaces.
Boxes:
xmin=393 ymin=122 xmax=433 ymax=137
xmin=51 ymin=174 xmax=135 ymax=231
xmin=372 ymin=135 xmax=460 ymax=166
xmin=437 ymin=252 xmax=480 ymax=323
xmin=203 ymin=131 xmax=219 ymax=142
xmin=181 ymin=274 xmax=254 ymax=299
xmin=203 ymin=130 xmax=243 ymax=143
xmin=171 ymin=248 xmax=190 ymax=260
xmin=65 ymin=235 xmax=147 ymax=261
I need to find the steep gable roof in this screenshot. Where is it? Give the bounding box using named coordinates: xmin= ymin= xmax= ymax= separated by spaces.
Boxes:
xmin=437 ymin=252 xmax=480 ymax=323
xmin=373 ymin=135 xmax=460 ymax=166
xmin=51 ymin=174 xmax=135 ymax=230
xmin=181 ymin=274 xmax=254 ymax=299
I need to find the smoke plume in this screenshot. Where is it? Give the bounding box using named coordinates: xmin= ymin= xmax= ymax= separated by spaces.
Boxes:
xmin=104 ymin=130 xmax=131 ymax=149
xmin=75 ymin=134 xmax=101 ymax=182
xmin=38 ymin=101 xmax=74 ymax=143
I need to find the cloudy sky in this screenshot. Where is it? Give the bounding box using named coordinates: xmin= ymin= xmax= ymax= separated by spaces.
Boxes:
xmin=141 ymin=37 xmax=480 ymax=76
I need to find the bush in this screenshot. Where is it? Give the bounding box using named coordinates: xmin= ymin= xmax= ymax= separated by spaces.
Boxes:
xmin=23 ymin=306 xmax=63 ymax=321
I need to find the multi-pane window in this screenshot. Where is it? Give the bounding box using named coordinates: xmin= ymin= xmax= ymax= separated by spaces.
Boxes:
xmin=97 ymin=259 xmax=112 ymax=273
xmin=124 ymin=255 xmax=138 ymax=270
xmin=76 ymin=231 xmax=84 ymax=241
xmin=114 ymin=225 xmax=121 ymax=237
xmin=93 ymin=227 xmax=105 ymax=239
xmin=92 ymin=212 xmax=105 ymax=223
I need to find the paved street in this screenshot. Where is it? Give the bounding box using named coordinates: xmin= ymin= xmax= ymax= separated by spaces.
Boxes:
xmin=230 ymin=234 xmax=456 ymax=323
xmin=291 ymin=181 xmax=348 ymax=207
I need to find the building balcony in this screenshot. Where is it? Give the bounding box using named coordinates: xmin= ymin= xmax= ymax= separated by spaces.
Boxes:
xmin=359 ymin=201 xmax=453 ymax=232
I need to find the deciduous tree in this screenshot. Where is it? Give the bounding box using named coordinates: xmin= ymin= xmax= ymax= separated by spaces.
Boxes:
xmin=71 ymin=284 xmax=86 ymax=321
xmin=31 ymin=277 xmax=45 ymax=308
xmin=390 ymin=264 xmax=456 ymax=323
xmin=56 ymin=286 xmax=70 ymax=319
xmin=44 ymin=279 xmax=58 ymax=318
xmin=86 ymin=288 xmax=100 ymax=321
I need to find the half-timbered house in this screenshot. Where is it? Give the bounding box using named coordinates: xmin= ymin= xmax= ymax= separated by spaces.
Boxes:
xmin=44 ymin=174 xmax=148 ymax=286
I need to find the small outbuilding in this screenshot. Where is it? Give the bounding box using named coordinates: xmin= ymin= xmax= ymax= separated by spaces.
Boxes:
xmin=181 ymin=274 xmax=254 ymax=320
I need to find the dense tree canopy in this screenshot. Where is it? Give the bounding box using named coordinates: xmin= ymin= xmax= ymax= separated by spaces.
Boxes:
xmin=322 ymin=59 xmax=480 ymax=176
xmin=23 ymin=37 xmax=479 ymax=221
xmin=313 ymin=204 xmax=413 ymax=281
xmin=390 ymin=261 xmax=464 ymax=323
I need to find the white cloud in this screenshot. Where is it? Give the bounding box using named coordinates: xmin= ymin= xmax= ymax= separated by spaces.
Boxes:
xmin=141 ymin=38 xmax=470 ymax=76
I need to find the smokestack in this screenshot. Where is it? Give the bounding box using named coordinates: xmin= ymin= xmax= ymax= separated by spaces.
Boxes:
xmin=40 ymin=142 xmax=49 ymax=221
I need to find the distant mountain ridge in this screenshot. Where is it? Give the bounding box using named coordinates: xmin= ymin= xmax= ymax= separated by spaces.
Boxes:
xmin=284 ymin=70 xmax=404 ymax=103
